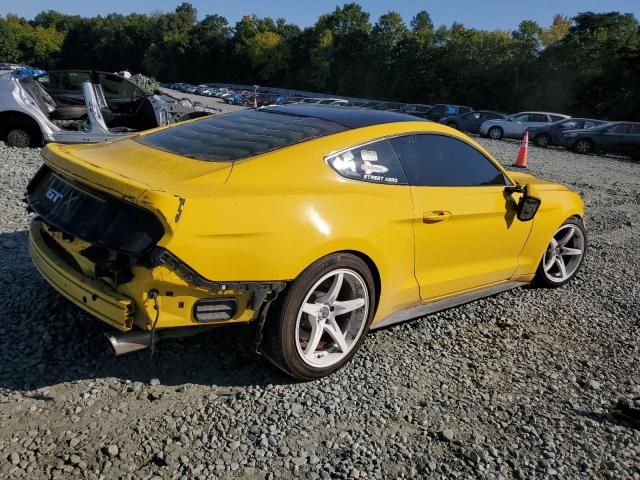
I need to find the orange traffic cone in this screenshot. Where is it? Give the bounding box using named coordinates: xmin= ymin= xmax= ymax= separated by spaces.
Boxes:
xmin=513 ymin=131 xmax=529 ymax=168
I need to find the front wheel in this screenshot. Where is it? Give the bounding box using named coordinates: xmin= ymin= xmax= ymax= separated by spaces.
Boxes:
xmin=488 ymin=126 xmax=503 ymax=140
xmin=573 ymin=139 xmax=593 ymax=155
xmin=6 ymin=128 xmax=32 ymax=148
xmin=261 ymin=253 xmax=376 ymax=380
xmin=534 ymin=218 xmax=586 ymax=288
xmin=534 ymin=134 xmax=551 ymax=148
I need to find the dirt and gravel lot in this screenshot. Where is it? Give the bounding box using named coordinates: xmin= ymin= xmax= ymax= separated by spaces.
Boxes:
xmin=0 ymin=136 xmax=638 ymax=480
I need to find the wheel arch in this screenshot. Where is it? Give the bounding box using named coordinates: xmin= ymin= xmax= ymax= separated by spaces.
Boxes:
xmin=335 ymin=249 xmax=382 ymax=314
xmin=0 ymin=110 xmax=43 ymax=144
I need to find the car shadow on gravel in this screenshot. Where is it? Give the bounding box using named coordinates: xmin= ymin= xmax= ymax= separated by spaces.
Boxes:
xmin=0 ymin=230 xmax=294 ymax=394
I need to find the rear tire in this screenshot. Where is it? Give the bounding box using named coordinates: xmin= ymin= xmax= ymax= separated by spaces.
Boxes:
xmin=261 ymin=253 xmax=376 ymax=380
xmin=488 ymin=126 xmax=503 ymax=140
xmin=534 ymin=217 xmax=586 ymax=288
xmin=6 ymin=128 xmax=32 ymax=148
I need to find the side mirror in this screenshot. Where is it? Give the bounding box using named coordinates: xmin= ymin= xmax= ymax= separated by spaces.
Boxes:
xmin=505 ymin=184 xmax=542 ymax=221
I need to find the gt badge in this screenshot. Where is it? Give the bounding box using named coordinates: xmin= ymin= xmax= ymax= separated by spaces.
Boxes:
xmin=46 ymin=187 xmax=63 ymax=203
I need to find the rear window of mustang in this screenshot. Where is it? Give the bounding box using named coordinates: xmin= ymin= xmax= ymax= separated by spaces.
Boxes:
xmin=136 ymin=109 xmax=347 ymax=161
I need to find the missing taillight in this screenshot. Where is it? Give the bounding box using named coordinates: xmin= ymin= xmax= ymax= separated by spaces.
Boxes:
xmin=193 ymin=298 xmax=237 ymax=322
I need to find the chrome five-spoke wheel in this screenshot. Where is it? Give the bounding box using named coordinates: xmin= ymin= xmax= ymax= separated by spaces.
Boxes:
xmin=538 ymin=220 xmax=586 ymax=286
xmin=295 ymin=269 xmax=369 ymax=368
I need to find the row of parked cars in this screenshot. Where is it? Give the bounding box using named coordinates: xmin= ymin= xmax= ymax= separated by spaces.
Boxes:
xmin=167 ymin=82 xmax=639 ymax=161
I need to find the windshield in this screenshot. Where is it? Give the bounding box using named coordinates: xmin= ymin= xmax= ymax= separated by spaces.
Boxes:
xmin=136 ymin=108 xmax=347 ymax=162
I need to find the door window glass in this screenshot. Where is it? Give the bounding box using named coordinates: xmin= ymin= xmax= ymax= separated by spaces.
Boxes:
xmin=513 ymin=113 xmax=530 ymax=122
xmin=561 ymin=120 xmax=579 ymax=129
xmin=390 ymin=134 xmax=505 ymax=187
xmin=529 ymin=114 xmax=549 ymax=122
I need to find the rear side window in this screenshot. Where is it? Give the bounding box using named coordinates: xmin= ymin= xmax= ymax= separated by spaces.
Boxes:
xmin=550 ymin=115 xmax=566 ymax=122
xmin=584 ymin=121 xmax=600 ymax=129
xmin=608 ymin=124 xmax=630 ymax=134
xmin=327 ymin=140 xmax=408 ymax=185
xmin=390 ymin=134 xmax=505 ymax=187
xmin=137 ymin=109 xmax=347 ymax=162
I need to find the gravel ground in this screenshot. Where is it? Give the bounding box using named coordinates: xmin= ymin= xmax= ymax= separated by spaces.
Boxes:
xmin=0 ymin=137 xmax=639 ymax=480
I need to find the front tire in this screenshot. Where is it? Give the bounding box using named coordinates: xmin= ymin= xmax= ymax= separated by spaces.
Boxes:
xmin=6 ymin=128 xmax=32 ymax=148
xmin=261 ymin=253 xmax=376 ymax=380
xmin=534 ymin=134 xmax=551 ymax=148
xmin=534 ymin=218 xmax=586 ymax=288
xmin=573 ymin=139 xmax=593 ymax=155
xmin=488 ymin=126 xmax=503 ymax=140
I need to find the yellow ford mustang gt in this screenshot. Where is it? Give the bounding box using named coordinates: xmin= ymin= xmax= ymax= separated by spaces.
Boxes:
xmin=26 ymin=105 xmax=586 ymax=379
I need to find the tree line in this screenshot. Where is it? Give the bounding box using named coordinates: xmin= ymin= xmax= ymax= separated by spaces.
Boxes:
xmin=1 ymin=3 xmax=639 ymax=120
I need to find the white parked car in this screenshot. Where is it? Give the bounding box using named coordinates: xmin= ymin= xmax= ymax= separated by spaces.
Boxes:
xmin=480 ymin=111 xmax=570 ymax=140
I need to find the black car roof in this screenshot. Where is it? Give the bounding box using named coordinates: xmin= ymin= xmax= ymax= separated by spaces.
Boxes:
xmin=264 ymin=104 xmax=425 ymax=129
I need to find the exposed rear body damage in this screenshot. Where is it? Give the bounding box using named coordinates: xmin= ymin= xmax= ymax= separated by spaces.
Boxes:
xmin=26 ymin=105 xmax=586 ymax=377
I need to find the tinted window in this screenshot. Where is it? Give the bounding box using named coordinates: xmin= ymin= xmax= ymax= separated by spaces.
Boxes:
xmin=98 ymin=73 xmax=144 ymax=100
xmin=607 ymin=124 xmax=630 ymax=134
xmin=327 ymin=140 xmax=407 ymax=185
xmin=390 ymin=134 xmax=505 ymax=187
xmin=481 ymin=112 xmax=498 ymax=120
xmin=630 ymin=124 xmax=640 ymax=134
xmin=513 ymin=114 xmax=530 ymax=122
xmin=445 ymin=105 xmax=459 ymax=115
xmin=529 ymin=114 xmax=549 ymax=122
xmin=561 ymin=120 xmax=580 ymax=129
xmin=137 ymin=109 xmax=346 ymax=162
xmin=430 ymin=106 xmax=445 ymax=115
xmin=39 ymin=71 xmax=91 ymax=92
xmin=584 ymin=121 xmax=600 ymax=129
xmin=550 ymin=115 xmax=566 ymax=122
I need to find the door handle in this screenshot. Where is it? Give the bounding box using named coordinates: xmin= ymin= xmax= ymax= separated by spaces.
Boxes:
xmin=423 ymin=211 xmax=452 ymax=223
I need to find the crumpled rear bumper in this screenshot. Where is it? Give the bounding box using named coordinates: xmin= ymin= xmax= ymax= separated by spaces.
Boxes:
xmin=29 ymin=219 xmax=135 ymax=331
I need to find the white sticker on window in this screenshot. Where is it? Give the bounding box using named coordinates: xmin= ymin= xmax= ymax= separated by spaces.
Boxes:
xmin=361 ymin=161 xmax=389 ymax=175
xmin=360 ymin=150 xmax=378 ymax=162
xmin=332 ymin=151 xmax=356 ymax=173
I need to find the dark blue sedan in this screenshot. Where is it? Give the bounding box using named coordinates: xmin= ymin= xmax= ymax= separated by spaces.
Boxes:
xmin=438 ymin=110 xmax=506 ymax=134
xmin=528 ymin=118 xmax=604 ymax=147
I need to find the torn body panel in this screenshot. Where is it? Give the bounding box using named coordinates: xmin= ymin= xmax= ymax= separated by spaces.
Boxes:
xmin=0 ymin=70 xmax=218 ymax=146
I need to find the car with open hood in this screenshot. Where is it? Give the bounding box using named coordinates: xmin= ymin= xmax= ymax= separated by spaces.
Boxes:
xmin=26 ymin=105 xmax=586 ymax=379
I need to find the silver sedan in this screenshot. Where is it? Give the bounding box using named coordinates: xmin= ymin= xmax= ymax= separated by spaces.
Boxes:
xmin=480 ymin=111 xmax=570 ymax=140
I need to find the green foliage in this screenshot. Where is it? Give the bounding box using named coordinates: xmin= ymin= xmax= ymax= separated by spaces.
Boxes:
xmin=0 ymin=4 xmax=638 ymax=119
